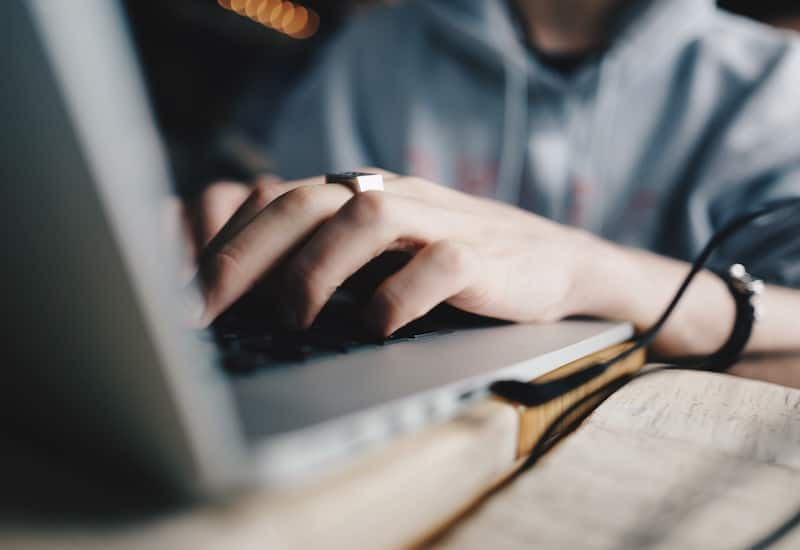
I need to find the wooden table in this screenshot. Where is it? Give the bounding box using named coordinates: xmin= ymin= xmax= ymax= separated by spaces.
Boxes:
xmin=433 ymin=357 xmax=800 ymax=549
xmin=3 ymin=354 xmax=800 ymax=549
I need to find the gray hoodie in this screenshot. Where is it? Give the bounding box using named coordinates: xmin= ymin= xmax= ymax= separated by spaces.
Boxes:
xmin=268 ymin=0 xmax=800 ymax=285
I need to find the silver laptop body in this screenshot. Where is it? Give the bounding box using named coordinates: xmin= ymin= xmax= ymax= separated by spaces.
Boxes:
xmin=0 ymin=0 xmax=633 ymax=500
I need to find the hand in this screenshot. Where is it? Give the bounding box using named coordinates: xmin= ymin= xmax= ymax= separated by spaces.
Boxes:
xmin=168 ymin=176 xmax=283 ymax=266
xmin=184 ymin=180 xmax=254 ymax=253
xmin=196 ymin=170 xmax=597 ymax=336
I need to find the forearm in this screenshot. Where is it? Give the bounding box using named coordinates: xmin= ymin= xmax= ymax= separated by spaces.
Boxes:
xmin=568 ymin=235 xmax=800 ymax=357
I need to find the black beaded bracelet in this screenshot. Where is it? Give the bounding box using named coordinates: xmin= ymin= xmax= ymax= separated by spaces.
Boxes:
xmin=702 ymin=264 xmax=764 ymax=371
xmin=666 ymin=263 xmax=765 ymax=372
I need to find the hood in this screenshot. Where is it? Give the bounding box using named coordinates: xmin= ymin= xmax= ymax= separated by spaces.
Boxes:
xmin=415 ymin=0 xmax=528 ymax=75
xmin=413 ymin=0 xmax=718 ymax=77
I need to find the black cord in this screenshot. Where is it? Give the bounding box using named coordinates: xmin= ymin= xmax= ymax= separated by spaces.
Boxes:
xmin=491 ymin=197 xmax=800 ymax=408
xmin=749 ymin=506 xmax=800 ymax=550
xmin=489 ymin=197 xmax=800 ymax=547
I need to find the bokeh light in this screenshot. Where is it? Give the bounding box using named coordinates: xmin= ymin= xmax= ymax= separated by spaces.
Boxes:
xmin=218 ymin=0 xmax=320 ymax=39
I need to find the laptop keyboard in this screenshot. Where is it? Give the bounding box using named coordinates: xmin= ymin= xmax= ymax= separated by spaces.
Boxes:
xmin=202 ymin=252 xmax=505 ymax=374
xmin=207 ymin=296 xmax=502 ymax=376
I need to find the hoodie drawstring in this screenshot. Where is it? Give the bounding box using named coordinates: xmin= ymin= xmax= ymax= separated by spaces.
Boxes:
xmin=494 ymin=60 xmax=529 ymax=205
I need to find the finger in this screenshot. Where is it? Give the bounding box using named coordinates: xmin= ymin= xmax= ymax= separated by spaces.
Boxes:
xmin=385 ymin=174 xmax=543 ymax=226
xmin=366 ymin=240 xmax=482 ymax=337
xmin=357 ymin=173 xmax=481 ymax=214
xmin=198 ymin=184 xmax=353 ymax=325
xmin=194 ymin=175 xmax=325 ymax=250
xmin=282 ymin=192 xmax=459 ymax=329
xmin=200 ymin=175 xmax=303 ymax=259
xmin=199 ymin=174 xmax=334 ymax=263
xmin=192 ymin=182 xmax=252 ymax=248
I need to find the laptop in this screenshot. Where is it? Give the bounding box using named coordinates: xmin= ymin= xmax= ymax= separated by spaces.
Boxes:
xmin=0 ymin=0 xmax=632 ymax=501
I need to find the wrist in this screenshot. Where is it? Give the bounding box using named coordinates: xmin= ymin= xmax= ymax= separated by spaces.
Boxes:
xmin=564 ymin=235 xmax=739 ymax=357
xmin=561 ymin=233 xmax=645 ymax=322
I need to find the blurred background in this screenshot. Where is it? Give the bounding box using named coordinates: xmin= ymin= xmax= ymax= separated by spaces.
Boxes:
xmin=122 ymin=0 xmax=800 ymax=197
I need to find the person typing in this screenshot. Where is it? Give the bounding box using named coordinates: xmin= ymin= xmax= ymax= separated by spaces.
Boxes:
xmin=191 ymin=0 xmax=800 ymax=359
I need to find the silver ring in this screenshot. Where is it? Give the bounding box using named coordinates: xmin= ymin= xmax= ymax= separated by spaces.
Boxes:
xmin=325 ymin=171 xmax=384 ymax=193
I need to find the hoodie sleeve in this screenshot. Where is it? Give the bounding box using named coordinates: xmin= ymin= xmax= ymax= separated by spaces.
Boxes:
xmin=686 ymin=34 xmax=800 ymax=287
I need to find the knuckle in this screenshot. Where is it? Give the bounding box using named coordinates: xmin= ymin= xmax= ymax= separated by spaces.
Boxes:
xmin=274 ymin=185 xmax=316 ymax=213
xmin=198 ymin=185 xmax=222 ymax=210
xmin=427 ymin=240 xmax=474 ymax=276
xmin=250 ymin=179 xmax=281 ymax=208
xmin=406 ymin=176 xmax=429 ymax=187
xmin=286 ymin=259 xmax=332 ymax=308
xmin=346 ymin=191 xmax=388 ymax=225
xmin=211 ymin=245 xmax=246 ymax=286
xmin=204 ymin=181 xmax=247 ymax=203
xmin=392 ymin=176 xmax=431 ymax=198
xmin=207 ymin=180 xmax=240 ymax=193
